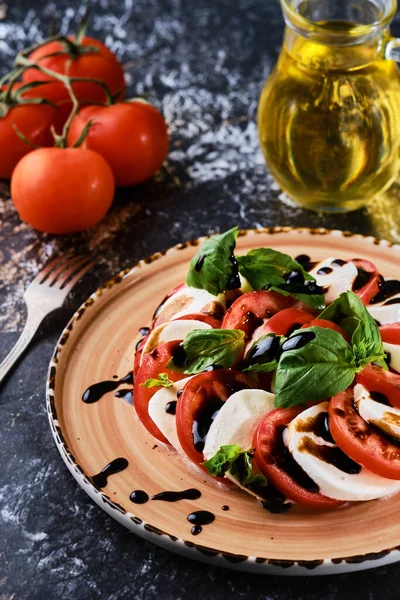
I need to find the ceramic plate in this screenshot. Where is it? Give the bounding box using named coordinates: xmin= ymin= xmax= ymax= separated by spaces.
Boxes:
xmin=47 ymin=228 xmax=400 ymax=576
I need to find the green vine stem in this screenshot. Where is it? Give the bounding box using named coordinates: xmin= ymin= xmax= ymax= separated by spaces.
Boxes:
xmin=14 ymin=52 xmax=115 ymax=147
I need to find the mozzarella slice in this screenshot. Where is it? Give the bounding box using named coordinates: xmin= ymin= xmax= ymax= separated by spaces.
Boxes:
xmin=368 ymin=298 xmax=400 ymax=325
xmin=148 ymin=377 xmax=193 ymax=451
xmin=203 ymin=389 xmax=275 ymax=460
xmin=203 ymin=388 xmax=276 ymax=499
xmin=383 ymin=341 xmax=400 ymax=373
xmin=308 ymin=258 xmax=358 ymax=304
xmin=285 ymin=402 xmax=400 ymax=501
xmin=354 ymin=383 xmax=400 ymax=441
xmin=141 ymin=319 xmax=211 ymax=364
xmin=154 ymin=285 xmax=225 ymax=326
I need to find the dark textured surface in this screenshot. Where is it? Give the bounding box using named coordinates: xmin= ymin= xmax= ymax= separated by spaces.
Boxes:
xmin=1 ymin=1 xmax=400 ymax=598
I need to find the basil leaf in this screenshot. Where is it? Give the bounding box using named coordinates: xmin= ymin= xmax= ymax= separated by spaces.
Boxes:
xmin=242 ymin=334 xmax=281 ymax=373
xmin=202 ymin=444 xmax=268 ymax=487
xmin=319 ymin=291 xmax=387 ymax=370
xmin=168 ymin=328 xmax=245 ymax=374
xmin=186 ymin=227 xmax=240 ymax=295
xmin=140 ymin=373 xmax=174 ymax=389
xmin=236 ymin=248 xmax=324 ymax=310
xmin=244 ymin=360 xmax=278 ymax=373
xmin=275 ymin=327 xmax=356 ymax=408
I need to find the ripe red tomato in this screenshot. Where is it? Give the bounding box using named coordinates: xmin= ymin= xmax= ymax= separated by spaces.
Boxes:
xmin=259 ymin=308 xmax=312 ymax=336
xmin=134 ymin=340 xmax=184 ymax=443
xmin=329 ymin=387 xmax=400 ymax=479
xmin=176 ymin=370 xmax=256 ymax=466
xmin=0 ymin=84 xmax=58 ymax=179
xmin=11 ymin=148 xmax=115 ymax=233
xmin=221 ymin=291 xmax=294 ymax=341
xmin=22 ymin=36 xmax=125 ymax=129
xmin=66 ymin=102 xmax=169 ymax=186
xmin=352 ymin=259 xmax=380 ymax=304
xmin=253 ymin=408 xmax=342 ymax=507
xmin=302 ymin=318 xmax=350 ymax=341
xmin=356 ymin=364 xmax=400 ymax=408
xmin=379 ymin=324 xmax=400 ymax=345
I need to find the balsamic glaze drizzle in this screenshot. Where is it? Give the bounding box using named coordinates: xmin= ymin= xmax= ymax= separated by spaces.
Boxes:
xmin=295 ymin=254 xmax=317 ymax=272
xmin=370 ymin=391 xmax=391 ymax=406
xmin=130 ymin=490 xmax=149 ymax=504
xmin=91 ymin=458 xmax=129 ymax=488
xmin=187 ymin=510 xmax=215 ymax=535
xmin=82 ymin=372 xmax=133 ymax=404
xmin=370 ymin=280 xmax=400 ymax=304
xmin=165 ymin=400 xmax=177 ymax=415
xmin=114 ymin=389 xmax=133 ymax=404
xmin=281 ymin=331 xmax=316 ymax=353
xmin=152 ymin=489 xmax=201 ymax=502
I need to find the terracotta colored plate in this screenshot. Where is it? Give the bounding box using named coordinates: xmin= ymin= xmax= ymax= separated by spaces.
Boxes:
xmin=47 ymin=228 xmax=400 ymax=576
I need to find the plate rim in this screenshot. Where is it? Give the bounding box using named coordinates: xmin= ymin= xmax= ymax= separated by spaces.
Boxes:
xmin=46 ymin=226 xmax=400 ymax=576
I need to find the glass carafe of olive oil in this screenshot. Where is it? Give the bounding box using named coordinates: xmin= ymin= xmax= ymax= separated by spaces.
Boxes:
xmin=258 ymin=0 xmax=400 ymax=212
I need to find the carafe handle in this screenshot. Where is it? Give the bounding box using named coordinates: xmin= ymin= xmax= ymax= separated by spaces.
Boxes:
xmin=385 ymin=38 xmax=400 ymax=62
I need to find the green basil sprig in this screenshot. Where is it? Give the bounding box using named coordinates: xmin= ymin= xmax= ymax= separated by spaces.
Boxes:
xmin=318 ymin=291 xmax=387 ymax=370
xmin=246 ymin=292 xmax=387 ymax=408
xmin=275 ymin=327 xmax=356 ymax=408
xmin=186 ymin=226 xmax=240 ymax=295
xmin=168 ymin=328 xmax=245 ymax=374
xmin=236 ymin=248 xmax=324 ymax=310
xmin=202 ymin=444 xmax=268 ymax=487
xmin=140 ymin=373 xmax=174 ymax=389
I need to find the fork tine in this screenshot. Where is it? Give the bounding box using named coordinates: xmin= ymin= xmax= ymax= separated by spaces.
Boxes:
xmin=46 ymin=255 xmax=88 ymax=287
xmin=32 ymin=256 xmax=66 ymax=285
xmin=58 ymin=259 xmax=95 ymax=290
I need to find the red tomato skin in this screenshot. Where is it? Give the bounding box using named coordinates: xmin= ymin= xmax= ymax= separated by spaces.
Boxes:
xmin=379 ymin=324 xmax=400 ymax=345
xmin=67 ymin=102 xmax=169 ymax=186
xmin=22 ymin=36 xmax=126 ymax=130
xmin=11 ymin=148 xmax=115 ymax=234
xmin=0 ymin=85 xmax=57 ymax=179
xmin=23 ymin=36 xmax=125 ymax=102
xmin=176 ymin=370 xmax=256 ymax=465
xmin=134 ymin=340 xmax=184 ymax=444
xmin=253 ymin=408 xmax=342 ymax=508
xmin=352 ymin=259 xmax=380 ymax=304
xmin=356 ymin=365 xmax=400 ymax=409
xmin=302 ymin=318 xmax=350 ymax=342
xmin=221 ymin=291 xmax=294 ymax=341
xmin=329 ymin=387 xmax=400 ymax=479
xmin=259 ymin=308 xmax=312 ymax=336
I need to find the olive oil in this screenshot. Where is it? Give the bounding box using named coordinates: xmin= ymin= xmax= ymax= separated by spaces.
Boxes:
xmin=258 ymin=20 xmax=400 ymax=212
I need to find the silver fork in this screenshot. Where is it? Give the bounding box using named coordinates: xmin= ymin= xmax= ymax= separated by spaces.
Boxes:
xmin=0 ymin=255 xmax=95 ymax=385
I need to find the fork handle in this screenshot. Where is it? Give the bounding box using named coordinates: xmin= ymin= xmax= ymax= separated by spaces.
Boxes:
xmin=0 ymin=311 xmax=44 ymax=385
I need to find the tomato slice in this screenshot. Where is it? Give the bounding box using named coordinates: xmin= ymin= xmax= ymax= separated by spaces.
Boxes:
xmin=259 ymin=308 xmax=312 ymax=337
xmin=352 ymin=259 xmax=380 ymax=305
xmin=379 ymin=324 xmax=400 ymax=345
xmin=176 ymin=370 xmax=256 ymax=465
xmin=221 ymin=291 xmax=294 ymax=341
xmin=134 ymin=340 xmax=184 ymax=443
xmin=329 ymin=387 xmax=400 ymax=479
xmin=301 ymin=318 xmax=350 ymax=341
xmin=356 ymin=365 xmax=400 ymax=409
xmin=253 ymin=408 xmax=341 ymax=507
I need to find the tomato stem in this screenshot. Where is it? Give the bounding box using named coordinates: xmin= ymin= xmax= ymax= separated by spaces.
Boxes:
xmin=14 ymin=52 xmax=114 ymax=147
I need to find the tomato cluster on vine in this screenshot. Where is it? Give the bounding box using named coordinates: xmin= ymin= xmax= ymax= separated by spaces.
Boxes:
xmin=1 ymin=9 xmax=169 ymax=234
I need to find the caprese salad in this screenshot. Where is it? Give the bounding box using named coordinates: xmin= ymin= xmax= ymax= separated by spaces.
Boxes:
xmin=133 ymin=227 xmax=400 ymax=511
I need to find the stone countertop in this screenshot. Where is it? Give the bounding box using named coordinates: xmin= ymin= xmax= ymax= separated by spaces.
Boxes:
xmin=1 ymin=0 xmax=400 ymax=598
